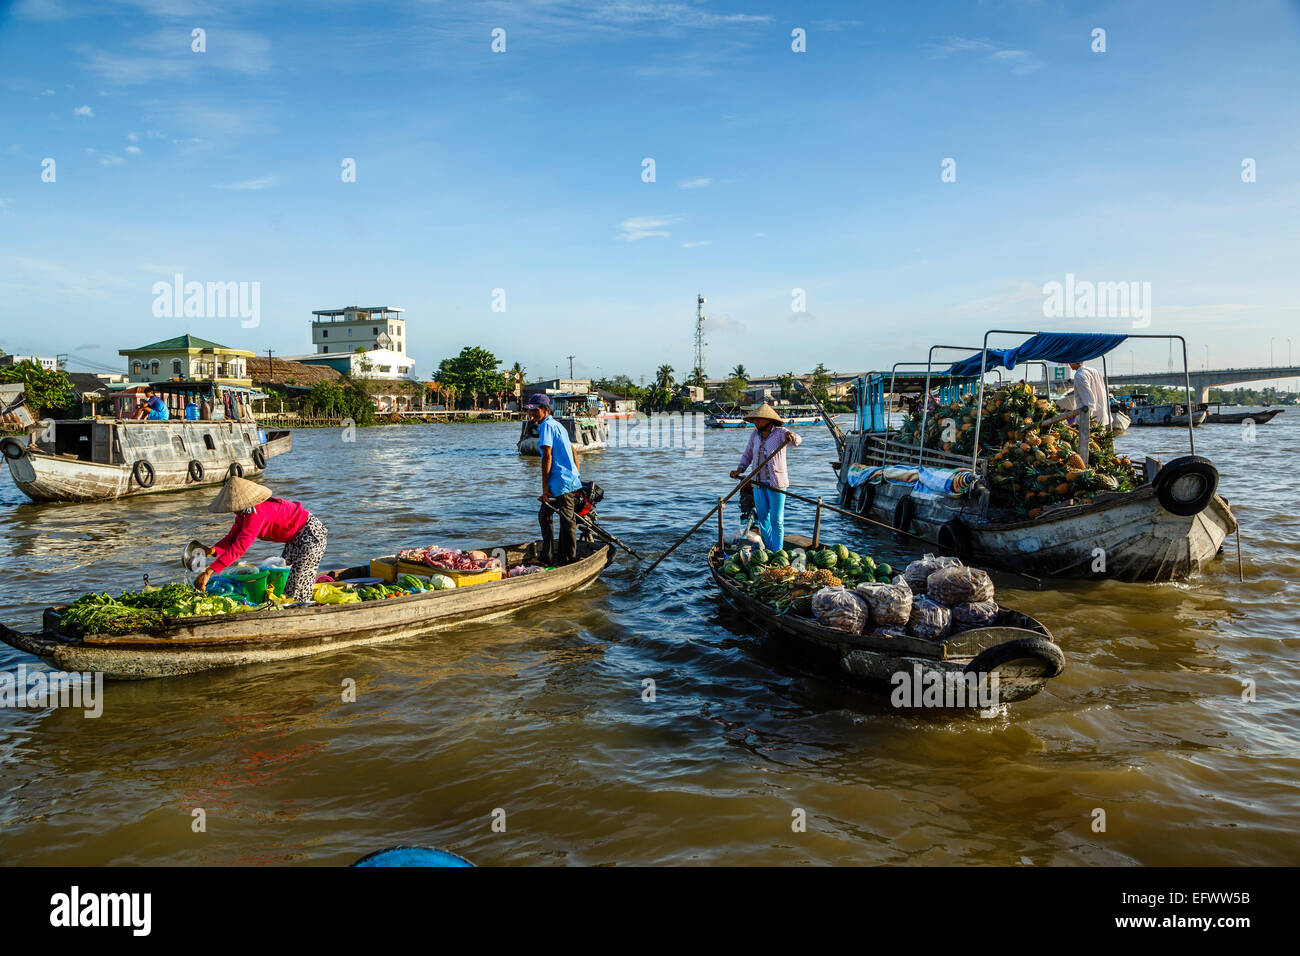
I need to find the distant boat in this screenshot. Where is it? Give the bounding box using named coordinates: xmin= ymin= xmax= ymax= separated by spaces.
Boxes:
xmin=704 ymin=403 xmax=825 ymax=429
xmin=1197 ymin=404 xmax=1284 ymax=425
xmin=517 ymin=392 xmax=608 ymax=455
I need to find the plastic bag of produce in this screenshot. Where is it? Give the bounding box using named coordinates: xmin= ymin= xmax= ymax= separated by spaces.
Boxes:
xmin=507 ymin=565 xmax=544 ymax=577
xmin=903 ymin=553 xmax=962 ymax=594
xmin=812 ymin=586 xmax=869 ymax=634
xmin=950 ymin=600 xmax=999 ymax=632
xmin=428 ymin=574 xmax=456 ymax=590
xmin=906 ymin=595 xmax=951 ymax=640
xmin=926 ymin=565 xmax=995 ymax=606
xmin=854 ymin=581 xmax=912 ymax=627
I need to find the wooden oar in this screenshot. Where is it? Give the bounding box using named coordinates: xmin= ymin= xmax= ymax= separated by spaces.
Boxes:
xmin=640 ymin=434 xmax=793 ymax=576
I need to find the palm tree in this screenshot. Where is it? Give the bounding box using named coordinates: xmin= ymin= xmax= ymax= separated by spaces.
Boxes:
xmin=730 ymin=364 xmax=748 ymax=381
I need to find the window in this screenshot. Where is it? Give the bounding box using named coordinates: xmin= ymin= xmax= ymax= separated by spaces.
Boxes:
xmin=322 ymin=329 xmax=328 ymax=338
xmin=150 ymin=360 xmax=159 ymax=375
xmin=323 ymin=346 xmax=329 ymax=353
xmin=373 ymin=327 xmax=378 ymax=335
xmin=348 ymin=329 xmax=353 ymax=337
xmin=132 ymin=361 xmax=142 ymax=375
xmin=172 ymin=359 xmax=183 ymax=376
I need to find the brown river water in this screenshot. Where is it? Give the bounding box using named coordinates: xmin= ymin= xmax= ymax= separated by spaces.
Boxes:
xmin=1 ymin=414 xmax=1297 ymax=866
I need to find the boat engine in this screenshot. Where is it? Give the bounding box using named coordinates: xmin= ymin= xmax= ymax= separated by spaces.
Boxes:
xmin=574 ymin=480 xmax=604 ymax=541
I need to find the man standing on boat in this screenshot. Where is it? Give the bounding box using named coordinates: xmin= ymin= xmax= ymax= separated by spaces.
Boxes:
xmin=528 ymin=393 xmax=581 ymax=565
xmin=1068 ymin=361 xmax=1113 ymax=431
xmin=729 ymin=403 xmax=801 ymax=553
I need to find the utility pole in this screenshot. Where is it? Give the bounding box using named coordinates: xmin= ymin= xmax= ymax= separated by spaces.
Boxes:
xmin=267 ymin=348 xmax=275 ymax=382
xmin=567 ymin=354 xmax=575 ymax=379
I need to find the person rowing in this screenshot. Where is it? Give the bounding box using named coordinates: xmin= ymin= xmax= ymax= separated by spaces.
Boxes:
xmin=192 ymin=476 xmax=328 ymax=603
xmin=728 ymin=403 xmax=801 ymax=553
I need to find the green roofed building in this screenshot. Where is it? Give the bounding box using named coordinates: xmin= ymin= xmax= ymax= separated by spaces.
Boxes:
xmin=119 ymin=333 xmax=254 ymax=386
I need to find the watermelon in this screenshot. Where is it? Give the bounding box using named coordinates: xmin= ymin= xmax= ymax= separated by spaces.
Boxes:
xmin=876 ymin=563 xmax=893 ymax=577
xmin=775 ymin=549 xmax=790 ymax=564
xmin=860 ymin=556 xmax=876 ymax=573
xmin=833 ymin=544 xmax=850 ymax=562
xmin=772 ymin=552 xmax=790 ymax=568
xmin=813 ymin=549 xmax=837 ymax=570
xmin=752 ymin=549 xmax=771 ymax=566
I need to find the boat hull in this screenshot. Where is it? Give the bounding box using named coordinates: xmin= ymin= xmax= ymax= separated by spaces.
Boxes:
xmin=1201 ymin=408 xmax=1284 ymax=425
xmin=1 ymin=541 xmax=614 ymax=679
xmin=847 ymin=479 xmax=1234 ymax=582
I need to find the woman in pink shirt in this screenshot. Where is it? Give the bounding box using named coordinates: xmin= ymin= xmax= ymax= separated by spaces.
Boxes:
xmin=194 ymin=477 xmax=328 ymax=602
xmin=729 ymin=403 xmax=801 ymax=552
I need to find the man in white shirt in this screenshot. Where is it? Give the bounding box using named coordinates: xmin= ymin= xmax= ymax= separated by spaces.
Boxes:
xmin=1068 ymin=362 xmax=1113 ymax=430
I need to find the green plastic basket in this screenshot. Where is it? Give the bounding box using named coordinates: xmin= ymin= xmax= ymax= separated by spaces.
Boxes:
xmin=228 ymin=568 xmax=271 ymax=603
xmin=265 ymin=566 xmax=291 ymax=596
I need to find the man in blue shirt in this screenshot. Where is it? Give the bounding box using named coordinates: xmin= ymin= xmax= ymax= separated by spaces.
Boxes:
xmin=132 ymin=387 xmax=170 ymax=420
xmin=528 ymin=393 xmax=582 ymax=565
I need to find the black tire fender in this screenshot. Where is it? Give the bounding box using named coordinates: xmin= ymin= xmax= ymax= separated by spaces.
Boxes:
xmin=252 ymin=446 xmax=267 ymax=470
xmin=0 ymin=437 xmax=24 ymax=461
xmin=857 ymin=481 xmax=876 ymax=517
xmin=965 ymin=636 xmax=1065 ymax=680
xmin=936 ymin=519 xmax=971 ymax=558
xmin=1153 ymin=455 xmax=1217 ymax=517
xmin=132 ymin=459 xmax=156 ymax=488
xmin=187 ymin=459 xmax=205 ymax=482
xmin=893 ymin=494 xmax=914 ymax=534
xmin=228 ymin=462 xmax=244 ymax=478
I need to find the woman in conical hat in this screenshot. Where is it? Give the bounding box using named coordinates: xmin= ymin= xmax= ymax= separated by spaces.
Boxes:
xmin=194 ymin=476 xmax=328 ymax=603
xmin=729 ymin=403 xmax=802 ymax=552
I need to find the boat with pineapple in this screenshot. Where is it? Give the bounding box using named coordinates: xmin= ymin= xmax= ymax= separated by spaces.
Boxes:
xmin=833 ymin=331 xmax=1236 ymax=583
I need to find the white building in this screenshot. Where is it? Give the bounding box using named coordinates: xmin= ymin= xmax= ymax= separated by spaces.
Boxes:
xmin=0 ymin=354 xmax=58 ymax=371
xmin=282 ymin=349 xmax=417 ymax=380
xmin=311 ymin=305 xmax=408 ymax=359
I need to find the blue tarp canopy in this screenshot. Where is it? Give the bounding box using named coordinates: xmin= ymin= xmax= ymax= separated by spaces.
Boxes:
xmin=942 ymin=332 xmax=1128 ymax=377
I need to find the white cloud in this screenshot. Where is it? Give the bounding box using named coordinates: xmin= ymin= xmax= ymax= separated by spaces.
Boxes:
xmin=618 ymin=215 xmax=680 ymax=241
xmin=681 ymin=240 xmax=713 ymax=248
xmin=100 ymin=155 xmax=124 ymax=166
xmin=214 ymin=175 xmax=279 ymax=191
xmin=125 ymin=145 xmax=141 ymax=154
xmin=127 ymin=131 xmax=138 ymax=142
xmin=73 ymin=105 xmax=93 ymax=117
xmin=40 ymin=89 xmax=55 ymax=96
xmin=929 ymin=35 xmax=1044 ymax=74
xmin=679 ymin=177 xmax=712 ymax=189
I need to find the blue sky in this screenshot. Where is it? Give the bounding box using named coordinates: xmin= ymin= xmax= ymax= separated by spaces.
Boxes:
xmin=2 ymin=0 xmax=1298 ymax=385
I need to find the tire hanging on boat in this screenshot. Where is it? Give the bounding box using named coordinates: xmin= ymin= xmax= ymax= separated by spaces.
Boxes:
xmin=132 ymin=459 xmax=156 ymax=488
xmin=936 ymin=519 xmax=971 ymax=558
xmin=857 ymin=482 xmax=876 ymax=517
xmin=0 ymin=437 xmax=24 ymax=460
xmin=252 ymin=446 xmax=267 ymax=470
xmin=964 ymin=636 xmax=1065 ymax=680
xmin=1152 ymin=455 xmax=1218 ymax=517
xmin=188 ymin=459 xmax=205 ymax=482
xmin=228 ymin=462 xmax=244 ymax=478
xmin=893 ymin=494 xmax=915 ymax=534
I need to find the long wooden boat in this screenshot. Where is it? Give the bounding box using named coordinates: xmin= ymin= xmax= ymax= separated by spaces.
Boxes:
xmin=517 ymin=416 xmax=607 ymax=455
xmin=708 ymin=546 xmax=1064 ymax=706
xmin=0 ymin=541 xmax=614 ymax=680
xmin=1198 ymin=405 xmax=1284 ymax=425
xmin=1 ymin=418 xmax=291 ymax=502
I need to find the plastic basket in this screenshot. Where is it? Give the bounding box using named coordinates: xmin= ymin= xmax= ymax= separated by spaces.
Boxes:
xmin=228 ymin=568 xmax=271 ymax=603
xmin=265 ymin=566 xmax=291 ymax=596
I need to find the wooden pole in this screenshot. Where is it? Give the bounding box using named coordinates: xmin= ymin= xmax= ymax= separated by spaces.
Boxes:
xmin=812 ymin=496 xmax=823 ymax=549
xmin=717 ymin=497 xmax=725 ymax=550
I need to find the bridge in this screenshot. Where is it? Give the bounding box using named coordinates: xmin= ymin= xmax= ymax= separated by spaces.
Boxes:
xmin=1105 ymin=366 xmax=1300 ymax=402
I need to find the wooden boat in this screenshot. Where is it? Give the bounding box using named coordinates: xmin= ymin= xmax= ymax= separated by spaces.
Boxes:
xmin=1197 ymin=405 xmax=1284 ymax=425
xmin=1127 ymin=402 xmax=1207 ymax=427
xmin=708 ymin=546 xmax=1064 ymax=706
xmin=517 ymin=392 xmax=609 ymax=455
xmin=704 ymin=403 xmax=825 ymax=428
xmin=1 ymin=418 xmax=291 ymax=502
xmin=0 ymin=540 xmax=614 ymax=680
xmin=835 ymin=333 xmax=1237 ymax=583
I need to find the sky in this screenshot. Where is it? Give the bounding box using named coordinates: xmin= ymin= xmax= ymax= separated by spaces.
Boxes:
xmin=1 ymin=0 xmax=1298 ymax=386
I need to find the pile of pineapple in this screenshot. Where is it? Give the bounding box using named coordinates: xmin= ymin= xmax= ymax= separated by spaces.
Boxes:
xmin=896 ymin=382 xmax=1139 ymax=516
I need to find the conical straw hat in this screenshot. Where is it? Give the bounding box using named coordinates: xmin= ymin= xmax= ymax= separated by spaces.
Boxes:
xmin=208 ymin=476 xmax=272 ymax=513
xmin=743 ymin=402 xmax=785 ymax=425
